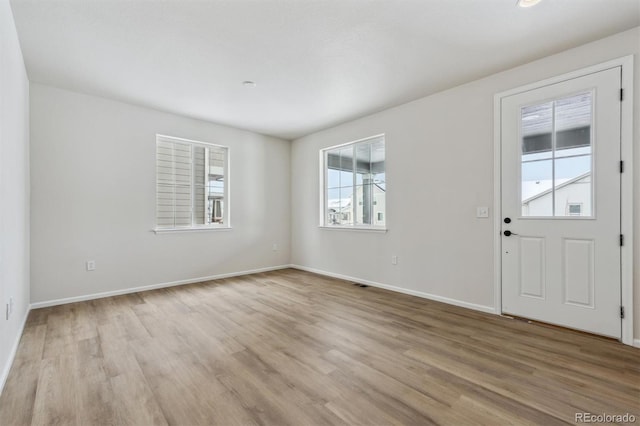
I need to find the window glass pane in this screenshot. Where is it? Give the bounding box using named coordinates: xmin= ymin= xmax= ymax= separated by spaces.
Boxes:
xmin=371 ymin=138 xmax=385 ymax=185
xmin=554 ymin=155 xmax=592 ymax=217
xmin=340 ymin=186 xmax=353 ymax=225
xmin=192 ymin=146 xmax=206 ymax=225
xmin=373 ymin=185 xmax=385 ymax=226
xmin=355 ymin=183 xmax=383 ymax=226
xmin=522 ymin=102 xmax=552 ymax=154
xmin=521 ymin=101 xmax=553 ymax=217
xmin=554 ymin=92 xmax=592 ymax=217
xmin=355 ymin=142 xmax=371 ymax=185
xmin=369 ymin=138 xmax=386 ymax=226
xmin=522 ymin=159 xmax=553 ymax=217
xmin=339 ymin=147 xmax=353 ymax=187
xmin=208 ymin=147 xmax=226 ymax=224
xmin=354 ymin=184 xmax=368 ymax=225
xmin=326 ymin=148 xmax=341 ymax=189
xmin=555 ymin=92 xmax=592 ymax=150
xmin=327 ymin=188 xmax=341 ymax=225
xmin=327 ymin=168 xmax=340 ymax=189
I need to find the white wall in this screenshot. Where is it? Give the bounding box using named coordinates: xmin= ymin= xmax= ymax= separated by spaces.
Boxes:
xmin=0 ymin=0 xmax=30 ymax=391
xmin=291 ymin=28 xmax=640 ymax=336
xmin=30 ymin=84 xmax=291 ymax=303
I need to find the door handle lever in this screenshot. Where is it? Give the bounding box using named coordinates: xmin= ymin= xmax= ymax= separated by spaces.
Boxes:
xmin=503 ymin=230 xmax=518 ymax=236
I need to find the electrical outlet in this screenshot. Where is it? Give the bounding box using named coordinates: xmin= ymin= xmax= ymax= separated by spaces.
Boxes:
xmin=391 ymin=255 xmax=398 ymax=265
xmin=86 ymin=260 xmax=96 ymax=271
xmin=272 ymin=243 xmax=278 ymax=252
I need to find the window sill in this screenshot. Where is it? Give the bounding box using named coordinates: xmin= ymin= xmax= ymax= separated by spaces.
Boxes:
xmin=318 ymin=226 xmax=387 ymax=233
xmin=153 ymin=226 xmax=232 ymax=234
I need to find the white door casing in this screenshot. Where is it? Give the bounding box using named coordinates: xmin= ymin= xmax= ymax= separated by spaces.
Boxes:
xmin=500 ymin=67 xmax=622 ymax=338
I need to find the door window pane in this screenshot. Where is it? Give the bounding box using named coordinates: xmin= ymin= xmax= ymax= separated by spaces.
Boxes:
xmin=522 ymin=159 xmax=553 ymax=216
xmin=522 ymin=102 xmax=553 ymax=154
xmin=520 ymin=92 xmax=593 ymax=217
xmin=554 ymin=155 xmax=592 ymax=217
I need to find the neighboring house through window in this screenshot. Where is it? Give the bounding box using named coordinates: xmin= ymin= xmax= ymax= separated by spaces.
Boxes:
xmin=568 ymin=203 xmax=582 ymax=216
xmin=321 ymin=135 xmax=386 ymax=229
xmin=156 ymin=135 xmax=229 ymax=230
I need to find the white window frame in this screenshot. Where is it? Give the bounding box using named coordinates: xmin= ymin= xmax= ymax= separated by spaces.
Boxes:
xmin=319 ymin=134 xmax=387 ymax=232
xmin=154 ymin=134 xmax=230 ymax=233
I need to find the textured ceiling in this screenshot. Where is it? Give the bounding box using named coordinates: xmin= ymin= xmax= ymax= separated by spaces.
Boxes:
xmin=10 ymin=0 xmax=640 ymax=140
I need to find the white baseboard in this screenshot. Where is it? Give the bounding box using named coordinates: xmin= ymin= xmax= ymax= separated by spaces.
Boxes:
xmin=633 ymin=339 xmax=640 ymax=348
xmin=0 ymin=306 xmax=31 ymax=396
xmin=30 ymin=264 xmax=293 ymax=309
xmin=290 ymin=264 xmax=496 ymax=315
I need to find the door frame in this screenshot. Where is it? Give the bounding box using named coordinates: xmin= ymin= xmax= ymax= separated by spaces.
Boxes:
xmin=493 ymin=56 xmax=634 ymax=346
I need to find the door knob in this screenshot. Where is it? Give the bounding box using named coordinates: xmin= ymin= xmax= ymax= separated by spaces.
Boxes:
xmin=504 ymin=217 xmax=511 ymax=224
xmin=503 ymin=230 xmax=518 ymax=236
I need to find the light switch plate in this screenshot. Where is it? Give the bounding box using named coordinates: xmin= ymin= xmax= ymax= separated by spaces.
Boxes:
xmin=476 ymin=206 xmax=489 ymax=218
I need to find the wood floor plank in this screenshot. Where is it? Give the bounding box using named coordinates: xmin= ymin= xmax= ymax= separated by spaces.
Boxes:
xmin=30 ymin=355 xmax=78 ymax=426
xmin=1 ymin=269 xmax=638 ymax=425
xmin=74 ymin=337 xmax=117 ymax=426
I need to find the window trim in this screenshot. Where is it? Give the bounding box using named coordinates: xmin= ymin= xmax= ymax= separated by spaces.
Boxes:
xmin=154 ymin=134 xmax=231 ymax=232
xmin=319 ymin=134 xmax=387 ymax=231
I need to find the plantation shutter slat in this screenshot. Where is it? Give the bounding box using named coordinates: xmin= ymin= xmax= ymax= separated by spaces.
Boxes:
xmin=156 ymin=139 xmax=192 ymax=228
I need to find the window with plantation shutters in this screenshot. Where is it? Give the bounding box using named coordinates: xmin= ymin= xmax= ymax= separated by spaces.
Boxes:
xmin=156 ymin=135 xmax=229 ymax=231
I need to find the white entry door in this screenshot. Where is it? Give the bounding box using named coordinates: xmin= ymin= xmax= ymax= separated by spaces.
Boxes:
xmin=501 ymin=67 xmax=622 ymax=338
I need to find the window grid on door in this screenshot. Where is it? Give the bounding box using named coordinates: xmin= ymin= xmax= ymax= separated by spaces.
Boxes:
xmin=520 ymin=91 xmax=593 ymax=218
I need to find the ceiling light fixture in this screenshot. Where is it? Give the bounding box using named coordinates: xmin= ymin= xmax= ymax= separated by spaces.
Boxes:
xmin=242 ymin=80 xmax=256 ymax=88
xmin=517 ymin=0 xmax=541 ymax=7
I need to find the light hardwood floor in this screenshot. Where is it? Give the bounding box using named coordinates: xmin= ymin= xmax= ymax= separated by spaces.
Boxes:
xmin=0 ymin=269 xmax=638 ymax=425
